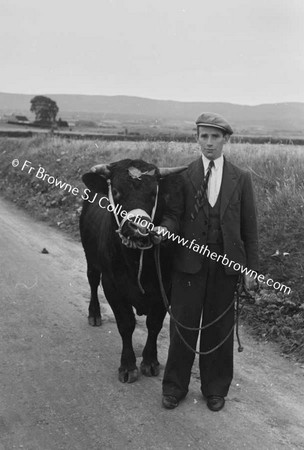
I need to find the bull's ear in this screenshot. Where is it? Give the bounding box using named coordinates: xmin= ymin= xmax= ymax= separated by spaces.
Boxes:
xmin=82 ymin=173 xmax=108 ymax=193
xmin=90 ymin=163 xmax=111 ymax=176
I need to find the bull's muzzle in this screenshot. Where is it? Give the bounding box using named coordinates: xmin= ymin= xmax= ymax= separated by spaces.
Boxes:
xmin=120 ymin=214 xmax=155 ymax=250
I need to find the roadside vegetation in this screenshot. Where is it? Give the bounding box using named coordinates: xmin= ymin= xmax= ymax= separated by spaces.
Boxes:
xmin=0 ymin=135 xmax=303 ymax=361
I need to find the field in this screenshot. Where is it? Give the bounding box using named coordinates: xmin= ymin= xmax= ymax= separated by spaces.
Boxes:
xmin=0 ymin=136 xmax=304 ymax=361
xmin=1 ymin=120 xmax=304 ymax=145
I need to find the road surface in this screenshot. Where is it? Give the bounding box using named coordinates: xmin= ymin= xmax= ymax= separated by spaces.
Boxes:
xmin=0 ymin=197 xmax=304 ymax=450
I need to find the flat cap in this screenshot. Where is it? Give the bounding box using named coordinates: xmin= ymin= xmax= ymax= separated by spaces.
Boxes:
xmin=196 ymin=112 xmax=233 ymax=135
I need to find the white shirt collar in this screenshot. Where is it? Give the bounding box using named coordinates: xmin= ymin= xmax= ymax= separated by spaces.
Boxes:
xmin=202 ymin=154 xmax=224 ymax=172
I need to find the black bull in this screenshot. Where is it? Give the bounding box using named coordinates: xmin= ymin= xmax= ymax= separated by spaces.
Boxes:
xmin=79 ymin=159 xmax=185 ymax=383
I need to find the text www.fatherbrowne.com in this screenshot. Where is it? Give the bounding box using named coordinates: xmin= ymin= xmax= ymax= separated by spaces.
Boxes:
xmin=155 ymin=227 xmax=291 ymax=295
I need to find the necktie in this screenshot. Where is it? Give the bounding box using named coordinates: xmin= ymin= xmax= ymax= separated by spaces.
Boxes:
xmin=191 ymin=160 xmax=214 ymax=220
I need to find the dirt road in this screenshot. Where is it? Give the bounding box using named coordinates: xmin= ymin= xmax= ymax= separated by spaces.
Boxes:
xmin=0 ymin=197 xmax=304 ymax=450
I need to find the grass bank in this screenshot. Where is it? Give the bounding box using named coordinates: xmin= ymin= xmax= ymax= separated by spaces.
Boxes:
xmin=1 ymin=136 xmax=303 ymax=361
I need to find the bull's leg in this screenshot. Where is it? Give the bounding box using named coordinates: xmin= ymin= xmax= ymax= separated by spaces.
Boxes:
xmin=115 ymin=306 xmax=138 ymax=383
xmin=141 ymin=302 xmax=167 ymax=377
xmin=102 ymin=276 xmax=138 ymax=383
xmin=87 ymin=266 xmax=102 ymax=326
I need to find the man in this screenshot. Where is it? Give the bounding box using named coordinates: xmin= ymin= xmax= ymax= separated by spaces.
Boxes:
xmin=160 ymin=112 xmax=259 ymax=412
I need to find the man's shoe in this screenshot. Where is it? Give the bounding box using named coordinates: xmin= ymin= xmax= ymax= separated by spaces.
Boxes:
xmin=162 ymin=395 xmax=179 ymax=409
xmin=207 ymin=395 xmax=225 ymax=412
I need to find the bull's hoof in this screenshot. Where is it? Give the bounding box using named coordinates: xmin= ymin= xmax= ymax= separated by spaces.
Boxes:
xmin=118 ymin=367 xmax=139 ymax=383
xmin=140 ymin=360 xmax=160 ymax=377
xmin=88 ymin=316 xmax=102 ymax=326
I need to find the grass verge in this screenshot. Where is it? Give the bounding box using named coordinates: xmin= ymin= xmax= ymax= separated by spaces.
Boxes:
xmin=1 ymin=136 xmax=303 ymax=361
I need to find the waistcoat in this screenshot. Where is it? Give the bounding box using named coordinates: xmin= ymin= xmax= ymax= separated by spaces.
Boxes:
xmin=206 ymin=188 xmax=223 ymax=244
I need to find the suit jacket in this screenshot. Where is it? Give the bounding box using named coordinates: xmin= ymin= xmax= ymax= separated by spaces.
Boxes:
xmin=166 ymin=156 xmax=259 ymax=275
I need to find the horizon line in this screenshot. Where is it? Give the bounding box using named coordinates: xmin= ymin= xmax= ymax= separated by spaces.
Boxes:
xmin=0 ymin=91 xmax=302 ymax=108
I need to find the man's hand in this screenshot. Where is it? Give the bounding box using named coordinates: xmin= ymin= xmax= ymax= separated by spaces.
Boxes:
xmin=151 ymin=226 xmax=168 ymax=244
xmin=243 ymin=273 xmax=257 ymax=291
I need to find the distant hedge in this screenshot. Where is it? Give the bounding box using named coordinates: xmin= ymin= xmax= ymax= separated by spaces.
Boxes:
xmin=1 ymin=129 xmax=304 ymax=145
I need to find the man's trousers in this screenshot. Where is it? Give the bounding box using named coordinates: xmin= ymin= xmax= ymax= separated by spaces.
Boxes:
xmin=162 ymin=244 xmax=239 ymax=400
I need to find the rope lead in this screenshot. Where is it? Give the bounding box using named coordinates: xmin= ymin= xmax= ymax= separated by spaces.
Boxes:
xmin=154 ymin=244 xmax=253 ymax=356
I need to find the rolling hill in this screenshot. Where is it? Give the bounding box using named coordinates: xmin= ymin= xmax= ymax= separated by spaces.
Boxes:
xmin=1 ymin=92 xmax=303 ymax=135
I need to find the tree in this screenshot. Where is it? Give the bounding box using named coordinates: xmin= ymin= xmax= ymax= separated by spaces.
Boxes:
xmin=30 ymin=96 xmax=59 ymax=123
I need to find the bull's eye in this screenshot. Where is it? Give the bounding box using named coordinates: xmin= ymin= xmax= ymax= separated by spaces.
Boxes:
xmin=112 ymin=187 xmax=121 ymax=200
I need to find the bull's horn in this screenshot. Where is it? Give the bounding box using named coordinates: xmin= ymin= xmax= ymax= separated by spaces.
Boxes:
xmin=158 ymin=166 xmax=187 ymax=176
xmin=90 ymin=163 xmax=111 ymax=177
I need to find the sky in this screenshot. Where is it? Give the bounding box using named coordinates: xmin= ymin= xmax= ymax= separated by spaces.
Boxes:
xmin=1 ymin=0 xmax=303 ymax=105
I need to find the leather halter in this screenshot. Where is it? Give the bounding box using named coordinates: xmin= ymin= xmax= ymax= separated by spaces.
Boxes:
xmin=107 ymin=179 xmax=159 ymax=250
xmin=106 ymin=179 xmax=160 ymax=294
